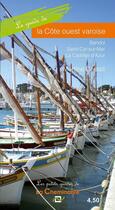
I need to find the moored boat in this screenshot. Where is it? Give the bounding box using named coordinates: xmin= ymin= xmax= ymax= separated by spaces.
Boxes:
xmin=0 ymin=155 xmax=36 ymax=206
xmin=0 ymin=145 xmax=71 ymax=181
xmin=0 ymin=129 xmax=67 ymax=148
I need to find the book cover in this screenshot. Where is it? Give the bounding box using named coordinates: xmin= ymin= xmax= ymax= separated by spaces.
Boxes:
xmin=0 ymin=1 xmax=115 ymax=210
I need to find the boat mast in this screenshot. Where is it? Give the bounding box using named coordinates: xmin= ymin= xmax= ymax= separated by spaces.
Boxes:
xmin=63 ymin=59 xmax=69 ymax=124
xmin=33 ymin=46 xmax=42 ymax=136
xmin=11 ymin=37 xmax=18 ymax=141
xmin=0 ymin=44 xmax=77 ymax=123
xmin=0 ymin=75 xmax=43 ymax=145
xmin=70 ymin=64 xmax=72 ymax=97
xmin=94 ymin=62 xmax=97 ymax=113
xmin=85 ymin=60 xmax=91 ymax=114
xmin=55 ymin=47 xmax=64 ymax=130
xmin=0 ymin=3 xmax=106 ymax=117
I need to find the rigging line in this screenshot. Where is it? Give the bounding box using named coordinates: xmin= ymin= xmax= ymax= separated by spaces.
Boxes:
xmin=30 ymin=169 xmax=71 ymax=185
xmin=108 ymin=148 xmax=115 ymax=159
xmin=47 ymin=176 xmax=74 ymax=186
xmin=30 ymin=170 xmax=53 ymax=183
xmin=34 ymin=167 xmax=104 ymax=193
xmin=82 ymin=151 xmax=109 ymax=165
xmin=71 ymin=144 xmax=108 ymax=171
xmin=79 ymin=184 xmax=101 ymax=192
xmin=35 ymin=44 xmax=56 ymax=59
xmin=107 ymin=156 xmax=115 ymax=173
xmin=0 ymin=149 xmax=8 ymax=159
xmin=73 ymin=154 xmax=108 ymax=172
xmin=86 ymin=130 xmax=101 ymax=146
xmin=66 ymin=67 xmax=106 ymax=111
xmin=23 ymin=56 xmax=47 ymax=79
xmin=70 ymin=163 xmax=79 ymax=178
xmin=0 ymin=2 xmax=107 ymax=113
xmin=99 ymin=133 xmax=110 ymax=140
xmin=83 ymin=147 xmax=115 ymax=169
xmin=31 ymin=45 xmax=86 ymax=85
xmin=34 ymin=44 xmax=85 ymax=84
xmin=81 ymin=130 xmax=107 ymax=156
xmin=0 ymin=4 xmax=84 ymax=117
xmin=0 ymin=3 xmax=88 ymax=120
xmin=0 ymin=0 xmax=95 ymax=85
xmin=31 ymin=170 xmax=79 ymax=191
xmin=66 ymin=65 xmax=84 ymax=81
xmin=52 ymin=152 xmax=68 ymax=175
xmin=84 ymin=190 xmax=101 ymax=195
xmin=86 ymin=127 xmax=102 ymax=147
xmin=22 ymin=167 xmax=56 ymax=210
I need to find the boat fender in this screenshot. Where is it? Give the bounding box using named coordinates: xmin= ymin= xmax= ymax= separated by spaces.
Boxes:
xmin=101 ymin=179 xmax=109 ymax=189
xmin=91 ymin=207 xmax=100 ymax=210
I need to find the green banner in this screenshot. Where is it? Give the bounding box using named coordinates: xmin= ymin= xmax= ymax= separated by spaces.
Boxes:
xmin=0 ymin=4 xmax=70 ymax=38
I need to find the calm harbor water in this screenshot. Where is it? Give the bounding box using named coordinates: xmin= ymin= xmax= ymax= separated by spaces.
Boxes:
xmin=0 ymin=110 xmax=115 ymax=210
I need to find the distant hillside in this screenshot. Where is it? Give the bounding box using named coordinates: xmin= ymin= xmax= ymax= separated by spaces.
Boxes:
xmin=16 ymin=83 xmax=35 ymax=93
xmin=98 ymin=85 xmax=114 ymax=93
xmin=16 ymin=83 xmax=44 ymax=96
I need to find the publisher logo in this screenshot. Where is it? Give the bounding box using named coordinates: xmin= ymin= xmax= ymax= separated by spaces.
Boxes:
xmin=53 ymin=196 xmax=65 ymax=203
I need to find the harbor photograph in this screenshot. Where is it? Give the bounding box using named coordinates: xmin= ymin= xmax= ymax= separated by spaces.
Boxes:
xmin=0 ymin=0 xmax=115 ymax=210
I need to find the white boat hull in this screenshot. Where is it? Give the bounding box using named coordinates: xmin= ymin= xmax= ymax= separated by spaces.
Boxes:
xmin=27 ymin=148 xmax=70 ymax=181
xmin=0 ymin=179 xmax=25 ymax=205
xmin=1 ymin=148 xmax=70 ymax=181
xmin=0 ymin=157 xmax=36 ymax=205
xmin=27 ymin=156 xmax=69 ymax=181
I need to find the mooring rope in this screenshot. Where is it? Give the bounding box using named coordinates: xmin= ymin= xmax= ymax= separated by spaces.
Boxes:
xmin=86 ymin=127 xmax=102 ymax=147
xmin=72 ymin=144 xmax=108 ymax=171
xmin=82 ymin=152 xmax=109 ymax=165
xmin=73 ymin=154 xmax=108 ymax=172
xmin=30 ymin=169 xmax=70 ymax=185
xmin=52 ymin=152 xmax=68 ymax=175
xmin=22 ymin=167 xmax=56 ymax=210
xmin=81 ymin=130 xmax=108 ymax=156
xmin=79 ymin=184 xmax=102 ymax=192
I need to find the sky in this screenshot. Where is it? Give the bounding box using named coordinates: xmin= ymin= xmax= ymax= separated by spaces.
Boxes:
xmin=0 ymin=0 xmax=115 ymax=89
